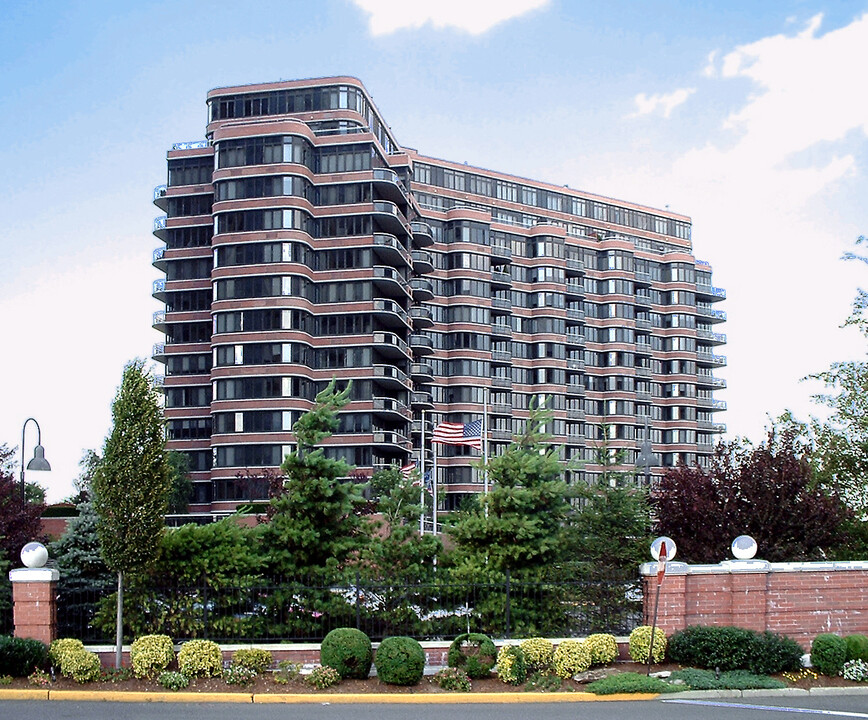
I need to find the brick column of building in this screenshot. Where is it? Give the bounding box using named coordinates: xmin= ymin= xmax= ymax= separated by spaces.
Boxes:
xmin=9 ymin=567 xmax=59 ymax=645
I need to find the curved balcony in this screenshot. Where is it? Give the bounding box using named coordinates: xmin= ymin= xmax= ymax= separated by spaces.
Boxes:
xmin=491 ymin=376 xmax=512 ymax=388
xmin=634 ymin=295 xmax=652 ymax=308
xmin=490 ymin=402 xmax=512 ymax=416
xmin=372 ymin=331 xmax=410 ymax=359
xmin=565 ymin=280 xmax=584 ymax=298
xmin=697 ymin=375 xmax=727 ymax=389
xmin=696 ymin=282 xmax=726 ymax=302
xmin=152 ymin=278 xmax=167 ymax=300
xmin=152 ymin=343 xmax=166 ymax=361
xmin=491 ymin=350 xmax=511 ymax=364
xmin=697 ymin=351 xmax=727 ymax=368
xmin=491 ymin=243 xmax=512 ymax=263
xmin=409 ymin=305 xmax=434 ymax=329
xmin=635 ymin=318 xmax=651 ymax=330
xmin=491 ymin=297 xmax=511 ymax=314
xmin=567 ymin=406 xmax=585 ymax=419
xmin=372 ymin=167 xmax=406 ymax=203
xmin=566 ymin=307 xmax=585 ymax=322
xmin=373 ymin=200 xmax=407 ymax=236
xmin=410 ymin=221 xmax=434 ymax=247
xmin=410 ymin=391 xmax=435 ymax=410
xmin=152 ymin=245 xmax=167 ymax=271
xmin=410 ymin=362 xmax=434 ymax=384
xmin=372 ymin=396 xmax=411 ymax=421
xmin=634 ymin=270 xmax=652 ymax=287
xmin=372 ymin=430 xmax=412 ymax=451
xmin=411 ymin=249 xmax=434 ymax=274
xmin=567 ymin=358 xmax=585 ymax=371
xmin=697 ymin=329 xmax=727 ymax=346
xmin=566 ymin=384 xmax=585 ymax=398
xmin=410 ymin=277 xmax=434 ymax=302
xmin=373 ymin=233 xmax=411 ymax=268
xmin=697 ymin=306 xmax=727 ymax=323
xmin=565 ymin=331 xmax=585 ymax=347
xmin=372 ymin=298 xmax=410 ymax=329
xmin=373 ymin=364 xmax=410 ymax=390
xmin=153 ymin=184 xmax=168 ymax=211
xmin=490 ymin=270 xmax=511 ymax=289
xmin=411 ymin=418 xmax=434 ymax=436
xmin=152 ymin=310 xmax=167 ymax=331
xmin=171 ymin=140 xmax=208 ymax=151
xmin=490 ymin=322 xmax=513 ymax=338
xmin=153 ymin=215 xmax=167 ymax=240
xmin=566 ymin=258 xmax=584 ymax=275
xmin=373 ymin=265 xmax=410 ymax=299
xmin=409 ymin=333 xmax=434 ymax=356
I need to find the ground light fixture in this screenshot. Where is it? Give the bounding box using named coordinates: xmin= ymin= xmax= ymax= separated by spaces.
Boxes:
xmin=20 ymin=417 xmax=51 ymax=502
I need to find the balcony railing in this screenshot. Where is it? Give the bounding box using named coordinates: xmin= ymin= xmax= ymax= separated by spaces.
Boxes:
xmin=171 ymin=140 xmax=208 ymax=151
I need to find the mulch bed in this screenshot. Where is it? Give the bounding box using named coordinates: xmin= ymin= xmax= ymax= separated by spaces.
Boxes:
xmin=2 ymin=663 xmax=863 ymax=694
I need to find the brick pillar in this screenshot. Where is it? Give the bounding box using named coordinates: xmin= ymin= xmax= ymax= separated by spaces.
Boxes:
xmin=9 ymin=567 xmax=59 ymax=645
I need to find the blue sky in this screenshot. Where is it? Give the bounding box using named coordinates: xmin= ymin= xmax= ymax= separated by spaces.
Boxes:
xmin=2 ymin=0 xmax=867 ymax=501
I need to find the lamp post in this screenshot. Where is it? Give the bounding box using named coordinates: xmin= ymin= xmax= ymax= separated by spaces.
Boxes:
xmin=20 ymin=417 xmax=51 ymax=502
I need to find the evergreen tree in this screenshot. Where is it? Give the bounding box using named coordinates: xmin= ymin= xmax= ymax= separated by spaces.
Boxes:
xmin=92 ymin=359 xmax=171 ymax=666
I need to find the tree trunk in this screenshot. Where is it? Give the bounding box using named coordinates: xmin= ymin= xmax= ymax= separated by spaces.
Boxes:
xmin=115 ymin=570 xmax=123 ymax=669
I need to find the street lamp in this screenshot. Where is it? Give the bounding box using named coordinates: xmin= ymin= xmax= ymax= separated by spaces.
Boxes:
xmin=20 ymin=418 xmax=51 ymax=502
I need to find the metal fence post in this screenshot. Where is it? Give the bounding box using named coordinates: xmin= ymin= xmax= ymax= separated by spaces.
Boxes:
xmin=355 ymin=569 xmax=361 ymax=630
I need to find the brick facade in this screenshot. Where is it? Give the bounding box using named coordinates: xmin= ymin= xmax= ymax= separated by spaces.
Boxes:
xmin=9 ymin=568 xmax=59 ymax=645
xmin=642 ymin=559 xmax=868 ymax=646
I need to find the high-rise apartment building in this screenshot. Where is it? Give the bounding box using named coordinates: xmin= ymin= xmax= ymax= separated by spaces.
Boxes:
xmin=153 ymin=76 xmax=726 ymax=519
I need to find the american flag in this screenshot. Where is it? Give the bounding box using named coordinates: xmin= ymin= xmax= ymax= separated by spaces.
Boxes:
xmin=400 ymin=461 xmax=417 ymax=478
xmin=432 ymin=420 xmax=483 ymax=450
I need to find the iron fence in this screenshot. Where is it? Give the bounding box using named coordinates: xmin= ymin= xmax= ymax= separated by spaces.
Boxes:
xmin=55 ymin=569 xmax=643 ymax=643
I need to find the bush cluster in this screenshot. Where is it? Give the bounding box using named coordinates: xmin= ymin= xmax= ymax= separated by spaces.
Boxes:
xmin=432 ymin=666 xmax=471 ymax=691
xmin=130 ymin=634 xmax=174 ymax=679
xmin=447 ymin=633 xmax=496 ymax=678
xmin=177 ymin=639 xmax=223 ymax=678
xmin=49 ymin=638 xmax=101 ymax=683
xmin=0 ymin=636 xmax=48 ymax=677
xmin=552 ymin=639 xmax=591 ymax=678
xmin=628 ymin=626 xmax=666 ymax=663
xmin=496 ymin=644 xmax=527 ymax=685
xmin=375 ymin=636 xmax=425 ymax=686
xmin=812 ymin=633 xmax=848 ymax=676
xmin=519 ymin=638 xmax=553 ymax=673
xmin=320 ymin=628 xmax=373 ymax=680
xmin=584 ymin=633 xmax=618 ymax=666
xmin=845 ymin=634 xmax=868 ymax=662
xmin=667 ymin=625 xmax=802 ymax=674
xmin=231 ymin=648 xmax=273 ymax=674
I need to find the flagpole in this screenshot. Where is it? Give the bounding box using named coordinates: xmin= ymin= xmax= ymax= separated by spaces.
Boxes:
xmin=432 ymin=440 xmax=438 ymax=536
xmin=420 ymin=409 xmax=426 ymax=535
xmin=483 ymin=386 xmax=489 ymax=494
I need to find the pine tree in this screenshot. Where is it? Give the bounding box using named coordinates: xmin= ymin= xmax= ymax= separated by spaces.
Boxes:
xmin=92 ymin=359 xmax=170 ymax=666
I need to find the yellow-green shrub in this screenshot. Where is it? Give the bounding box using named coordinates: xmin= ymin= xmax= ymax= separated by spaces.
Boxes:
xmin=520 ymin=638 xmax=554 ymax=673
xmin=49 ymin=638 xmax=101 ymax=682
xmin=585 ymin=634 xmax=619 ymax=666
xmin=178 ymin=639 xmax=223 ymax=678
xmin=130 ymin=635 xmax=174 ymax=678
xmin=629 ymin=626 xmax=666 ymax=663
xmin=496 ymin=645 xmax=527 ymax=685
xmin=231 ymin=648 xmax=272 ymax=674
xmin=49 ymin=638 xmax=85 ymax=670
xmin=552 ymin=640 xmax=591 ymax=678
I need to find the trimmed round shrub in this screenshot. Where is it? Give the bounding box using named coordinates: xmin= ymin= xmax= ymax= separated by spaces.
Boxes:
xmin=845 ymin=634 xmax=868 ymax=662
xmin=552 ymin=639 xmax=591 ymax=679
xmin=177 ymin=639 xmax=223 ymax=678
xmin=812 ymin=633 xmax=848 ymax=676
xmin=496 ymin=644 xmax=527 ymax=685
xmin=629 ymin=625 xmax=666 ymax=663
xmin=750 ymin=631 xmax=803 ymax=675
xmin=320 ymin=628 xmax=373 ymax=680
xmin=64 ymin=650 xmax=101 ymax=683
xmin=0 ymin=636 xmax=48 ymax=677
xmin=585 ymin=634 xmax=618 ymax=666
xmin=49 ymin=638 xmax=86 ymax=670
xmin=447 ymin=633 xmax=496 ymax=678
xmin=374 ymin=636 xmax=425 ymax=686
xmin=231 ymin=648 xmax=273 ymax=674
xmin=130 ymin=634 xmax=174 ymax=679
xmin=520 ymin=638 xmax=553 ymax=673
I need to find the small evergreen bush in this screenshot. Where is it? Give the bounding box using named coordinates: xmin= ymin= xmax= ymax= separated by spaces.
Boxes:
xmin=307 ymin=665 xmax=341 ymax=689
xmin=629 ymin=626 xmax=666 ymax=663
xmin=130 ymin=634 xmax=174 ymax=679
xmin=670 ymin=668 xmax=785 ymax=690
xmin=845 ymin=634 xmax=868 ymax=662
xmin=0 ymin=636 xmax=48 ymax=677
xmin=447 ymin=633 xmax=496 ymax=678
xmin=812 ymin=634 xmax=848 ymax=676
xmin=552 ymin=639 xmax=591 ymax=678
xmin=667 ymin=625 xmax=801 ymax=674
xmin=432 ymin=666 xmax=471 ymax=691
xmin=320 ymin=628 xmax=373 ymax=680
xmin=177 ymin=639 xmax=223 ymax=678
xmin=231 ymin=648 xmax=272 ymax=674
xmin=520 ymin=638 xmax=554 ymax=673
xmin=496 ymin=644 xmax=527 ymax=685
xmin=158 ymin=671 xmax=189 ymax=691
xmin=375 ymin=636 xmax=425 ymax=686
xmin=585 ymin=634 xmax=619 ymax=666
xmin=586 ymin=671 xmax=677 ymax=695
xmin=751 ymin=631 xmax=803 ymax=675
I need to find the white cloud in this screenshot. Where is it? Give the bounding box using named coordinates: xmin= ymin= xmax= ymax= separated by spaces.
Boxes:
xmin=351 ymin=0 xmax=550 ymax=36
xmin=630 ymin=88 xmax=696 ymax=118
xmin=702 ymin=49 xmax=719 ymax=78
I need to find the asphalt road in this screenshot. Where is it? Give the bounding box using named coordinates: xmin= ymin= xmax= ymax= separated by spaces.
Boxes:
xmin=2 ymin=696 xmax=868 ymax=720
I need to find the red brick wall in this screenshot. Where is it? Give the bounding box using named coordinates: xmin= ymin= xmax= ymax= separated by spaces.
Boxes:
xmin=643 ymin=561 xmax=868 ymax=647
